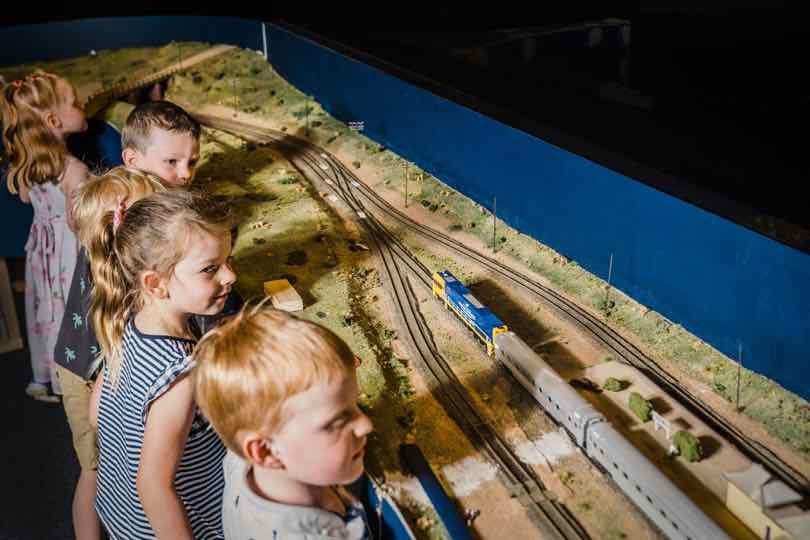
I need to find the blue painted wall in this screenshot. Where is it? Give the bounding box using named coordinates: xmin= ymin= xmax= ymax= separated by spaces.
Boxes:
xmin=265 ymin=24 xmax=810 ymax=400
xmin=0 ymin=16 xmax=264 ymax=257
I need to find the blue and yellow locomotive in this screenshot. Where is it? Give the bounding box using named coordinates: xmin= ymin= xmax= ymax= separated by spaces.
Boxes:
xmin=432 ymin=270 xmax=508 ymax=355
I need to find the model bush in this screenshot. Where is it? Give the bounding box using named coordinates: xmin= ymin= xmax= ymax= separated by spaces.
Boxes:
xmin=673 ymin=430 xmax=703 ymax=462
xmin=603 ymin=377 xmax=623 ymax=392
xmin=629 ymin=392 xmax=652 ymax=422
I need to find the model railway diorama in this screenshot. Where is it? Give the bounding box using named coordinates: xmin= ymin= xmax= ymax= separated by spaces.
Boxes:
xmin=3 ymin=34 xmax=810 ymax=540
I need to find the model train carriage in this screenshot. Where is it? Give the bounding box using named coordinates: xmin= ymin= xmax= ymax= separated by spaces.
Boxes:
xmin=432 ymin=271 xmax=508 ymax=355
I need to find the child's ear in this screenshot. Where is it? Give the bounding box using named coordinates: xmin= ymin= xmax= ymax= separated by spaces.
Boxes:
xmin=140 ymin=270 xmax=168 ymax=300
xmin=122 ymin=148 xmax=139 ymax=167
xmin=243 ymin=434 xmax=284 ymax=470
xmin=44 ymin=111 xmax=61 ymax=130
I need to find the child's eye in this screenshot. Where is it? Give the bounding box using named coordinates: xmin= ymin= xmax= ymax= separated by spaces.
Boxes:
xmin=189 ymin=159 xmax=198 ymax=168
xmin=202 ymin=265 xmax=218 ymax=274
xmin=324 ymin=414 xmax=350 ymax=432
xmin=166 ymin=159 xmax=177 ymax=166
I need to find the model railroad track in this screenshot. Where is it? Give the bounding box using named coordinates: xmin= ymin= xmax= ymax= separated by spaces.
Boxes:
xmin=193 ymin=113 xmax=588 ymax=539
xmin=320 ymin=158 xmax=810 ymax=496
xmin=218 ymin=114 xmax=807 ymax=499
xmin=81 ymin=44 xmax=237 ymax=117
xmin=194 ymin=111 xmax=807 ymax=514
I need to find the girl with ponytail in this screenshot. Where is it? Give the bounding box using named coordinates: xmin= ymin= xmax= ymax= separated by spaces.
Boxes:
xmin=87 ymin=188 xmax=236 ymax=539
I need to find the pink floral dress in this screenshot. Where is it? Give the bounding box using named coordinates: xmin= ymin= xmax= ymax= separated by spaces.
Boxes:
xmin=24 ymin=168 xmax=78 ymax=395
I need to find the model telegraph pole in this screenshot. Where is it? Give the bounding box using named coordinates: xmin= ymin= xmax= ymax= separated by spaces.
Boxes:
xmin=305 ymin=96 xmax=311 ymax=136
xmin=492 ymin=197 xmax=497 ymax=253
xmin=404 ymin=163 xmax=409 ymax=208
xmin=604 ymin=252 xmax=614 ymax=317
xmin=736 ymin=343 xmax=743 ymax=411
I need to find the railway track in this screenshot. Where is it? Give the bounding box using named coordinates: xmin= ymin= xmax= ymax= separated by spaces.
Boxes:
xmin=192 ymin=113 xmax=589 ymax=539
xmin=328 ymin=156 xmax=810 ymax=498
xmin=194 ymin=112 xmax=809 ymax=501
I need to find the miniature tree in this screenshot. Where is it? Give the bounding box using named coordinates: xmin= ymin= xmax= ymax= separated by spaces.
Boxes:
xmin=672 ymin=430 xmax=703 ymax=462
xmin=603 ymin=377 xmax=623 ymax=392
xmin=629 ymin=392 xmax=652 ymax=422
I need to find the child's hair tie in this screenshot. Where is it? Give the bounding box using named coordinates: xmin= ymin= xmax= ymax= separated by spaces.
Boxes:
xmin=112 ymin=196 xmax=129 ymax=233
xmin=10 ymin=79 xmax=23 ymax=89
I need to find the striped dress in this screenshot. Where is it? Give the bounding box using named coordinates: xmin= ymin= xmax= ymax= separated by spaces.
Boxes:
xmin=95 ymin=319 xmax=226 ymax=539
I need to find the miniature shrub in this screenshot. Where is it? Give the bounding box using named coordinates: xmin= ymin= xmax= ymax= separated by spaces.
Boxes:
xmin=603 ymin=377 xmax=623 ymax=392
xmin=629 ymin=392 xmax=652 ymax=422
xmin=673 ymin=430 xmax=702 ymax=462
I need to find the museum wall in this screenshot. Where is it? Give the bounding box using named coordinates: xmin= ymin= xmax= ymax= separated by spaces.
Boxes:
xmin=0 ymin=17 xmax=806 ymax=400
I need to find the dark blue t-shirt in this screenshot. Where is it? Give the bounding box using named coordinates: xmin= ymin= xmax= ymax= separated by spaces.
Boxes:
xmin=67 ymin=118 xmax=123 ymax=173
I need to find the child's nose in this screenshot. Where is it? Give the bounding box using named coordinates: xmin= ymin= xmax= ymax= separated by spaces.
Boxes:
xmin=221 ymin=262 xmax=237 ymax=285
xmin=354 ymin=411 xmax=373 ymax=438
xmin=178 ymin=163 xmax=191 ymax=180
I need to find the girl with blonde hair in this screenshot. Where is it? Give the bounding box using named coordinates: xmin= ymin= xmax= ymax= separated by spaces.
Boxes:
xmin=1 ymin=70 xmax=89 ymax=402
xmin=88 ymin=189 xmax=236 ymax=539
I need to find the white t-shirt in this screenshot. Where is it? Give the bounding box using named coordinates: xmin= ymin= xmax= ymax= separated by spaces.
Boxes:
xmin=222 ymin=450 xmax=370 ymax=540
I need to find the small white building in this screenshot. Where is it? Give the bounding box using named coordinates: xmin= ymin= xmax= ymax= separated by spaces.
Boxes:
xmin=723 ymin=463 xmax=809 ymax=539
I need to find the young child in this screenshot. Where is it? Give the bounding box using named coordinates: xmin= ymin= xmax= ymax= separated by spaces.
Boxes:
xmin=120 ymin=100 xmax=201 ymax=187
xmin=54 ymin=166 xmax=167 ymax=540
xmin=1 ymin=71 xmax=90 ymax=402
xmin=193 ymin=303 xmax=374 ymax=539
xmin=88 ymin=189 xmax=236 ymax=539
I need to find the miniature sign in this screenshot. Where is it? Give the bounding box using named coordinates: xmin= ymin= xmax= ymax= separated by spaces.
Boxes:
xmin=263 ymin=279 xmax=303 ymax=312
xmin=348 ymin=121 xmax=364 ymax=132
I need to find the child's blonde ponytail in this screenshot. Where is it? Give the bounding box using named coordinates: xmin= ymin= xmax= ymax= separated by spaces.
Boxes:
xmin=90 ymin=236 xmax=136 ymax=387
